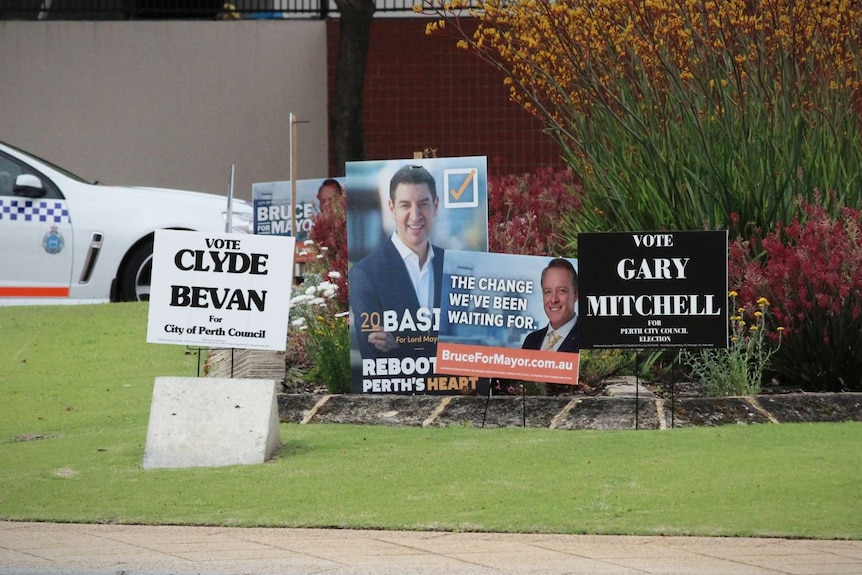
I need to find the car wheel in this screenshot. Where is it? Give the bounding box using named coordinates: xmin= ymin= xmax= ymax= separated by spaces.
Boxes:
xmin=117 ymin=240 xmax=153 ymax=302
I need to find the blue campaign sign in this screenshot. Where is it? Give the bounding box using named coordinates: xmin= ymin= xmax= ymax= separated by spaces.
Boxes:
xmin=438 ymin=251 xmax=554 ymax=348
xmin=346 ymin=156 xmax=489 ymax=394
xmin=436 ymin=251 xmax=581 ymax=385
xmin=252 ymin=177 xmax=345 ymax=240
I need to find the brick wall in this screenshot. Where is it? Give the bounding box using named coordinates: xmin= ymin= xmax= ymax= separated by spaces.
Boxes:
xmin=327 ymin=18 xmax=566 ymax=178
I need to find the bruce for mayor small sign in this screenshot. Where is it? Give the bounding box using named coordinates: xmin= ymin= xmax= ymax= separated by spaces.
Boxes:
xmin=578 ymin=231 xmax=728 ymax=349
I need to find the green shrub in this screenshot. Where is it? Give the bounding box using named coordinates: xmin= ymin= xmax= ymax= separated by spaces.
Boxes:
xmin=683 ymin=294 xmax=781 ymax=397
xmin=578 ymin=349 xmax=634 ymax=387
xmin=289 ymin=266 xmax=351 ymax=394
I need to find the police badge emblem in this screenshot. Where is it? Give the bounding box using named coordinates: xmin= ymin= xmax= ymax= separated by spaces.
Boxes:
xmin=43 ymin=225 xmax=65 ymax=254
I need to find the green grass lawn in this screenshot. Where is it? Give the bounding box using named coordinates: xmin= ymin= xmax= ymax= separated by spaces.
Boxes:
xmin=1 ymin=303 xmax=860 ymax=539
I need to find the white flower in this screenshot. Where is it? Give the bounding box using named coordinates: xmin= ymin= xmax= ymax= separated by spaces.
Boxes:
xmin=322 ymin=288 xmax=336 ymax=299
xmin=316 ymin=254 xmax=324 ymax=259
xmin=289 ymin=294 xmax=314 ymax=305
xmin=327 ymin=271 xmax=342 ymax=279
xmin=320 ymin=246 xmax=329 ymax=252
xmin=335 ymin=311 xmax=350 ymax=318
xmin=310 ymin=297 xmax=326 ymax=306
xmin=303 ymin=239 xmax=315 ymax=246
xmin=316 ymin=281 xmax=335 ymax=292
xmin=291 ymin=317 xmax=306 ymax=327
xmin=304 ymin=286 xmax=317 ymax=296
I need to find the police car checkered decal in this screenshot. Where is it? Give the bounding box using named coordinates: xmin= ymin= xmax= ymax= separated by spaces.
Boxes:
xmin=0 ymin=198 xmax=71 ymax=224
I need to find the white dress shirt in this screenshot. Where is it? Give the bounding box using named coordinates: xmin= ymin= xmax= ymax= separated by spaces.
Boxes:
xmin=391 ymin=233 xmax=435 ymax=310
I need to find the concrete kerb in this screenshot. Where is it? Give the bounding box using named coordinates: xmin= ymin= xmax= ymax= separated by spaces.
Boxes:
xmin=206 ymin=349 xmax=862 ymax=430
xmin=276 ymin=391 xmax=862 ymax=430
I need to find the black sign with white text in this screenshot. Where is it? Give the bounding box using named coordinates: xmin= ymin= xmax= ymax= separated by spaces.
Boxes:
xmin=578 ymin=231 xmax=728 ymax=349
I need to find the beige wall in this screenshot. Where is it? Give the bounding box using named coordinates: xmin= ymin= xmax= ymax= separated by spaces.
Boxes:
xmin=0 ymin=21 xmax=328 ymax=200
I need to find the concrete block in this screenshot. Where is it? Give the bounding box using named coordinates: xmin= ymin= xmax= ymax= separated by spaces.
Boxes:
xmin=143 ymin=377 xmax=280 ymax=469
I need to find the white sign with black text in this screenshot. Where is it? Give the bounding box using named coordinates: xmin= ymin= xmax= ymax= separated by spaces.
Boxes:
xmin=146 ymin=230 xmax=294 ymax=351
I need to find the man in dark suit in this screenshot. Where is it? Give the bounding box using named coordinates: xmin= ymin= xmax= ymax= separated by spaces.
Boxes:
xmin=315 ymin=178 xmax=343 ymax=212
xmin=521 ymin=257 xmax=579 ymax=353
xmin=482 ymin=257 xmax=579 ymax=396
xmin=350 ymin=165 xmax=444 ymax=359
xmin=521 ymin=257 xmax=579 ymax=395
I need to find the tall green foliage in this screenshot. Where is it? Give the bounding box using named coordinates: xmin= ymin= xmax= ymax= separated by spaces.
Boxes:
xmin=558 ymin=57 xmax=861 ymax=241
xmin=425 ymin=0 xmax=862 ymax=247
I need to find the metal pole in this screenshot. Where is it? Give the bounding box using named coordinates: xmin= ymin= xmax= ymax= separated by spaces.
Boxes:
xmin=672 ymin=349 xmax=678 ymax=428
xmin=289 ymin=113 xmax=301 ymax=280
xmin=482 ymin=386 xmax=492 ymax=429
xmin=225 ymin=164 xmax=235 ymax=233
xmin=635 ymin=350 xmax=640 ymax=430
xmin=289 ymin=113 xmax=298 ymax=240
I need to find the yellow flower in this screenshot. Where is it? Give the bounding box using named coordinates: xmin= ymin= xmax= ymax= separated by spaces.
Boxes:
xmin=754 ymin=311 xmax=762 ymax=318
xmin=757 ymin=297 xmax=770 ymax=307
xmin=728 ymin=290 xmax=738 ymax=298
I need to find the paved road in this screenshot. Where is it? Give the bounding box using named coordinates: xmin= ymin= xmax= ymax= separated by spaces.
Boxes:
xmin=2 ymin=521 xmax=861 ymax=575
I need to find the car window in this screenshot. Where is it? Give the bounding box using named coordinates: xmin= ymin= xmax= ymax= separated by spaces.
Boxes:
xmin=0 ymin=152 xmax=62 ymax=199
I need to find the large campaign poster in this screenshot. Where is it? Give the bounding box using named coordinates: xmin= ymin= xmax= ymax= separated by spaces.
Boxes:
xmin=578 ymin=231 xmax=728 ymax=349
xmin=436 ymin=251 xmax=580 ymax=385
xmin=252 ymin=177 xmax=345 ymax=240
xmin=146 ymin=230 xmax=294 ymax=351
xmin=347 ymin=157 xmax=489 ymax=394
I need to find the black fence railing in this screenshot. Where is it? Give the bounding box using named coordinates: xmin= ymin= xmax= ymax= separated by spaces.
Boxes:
xmin=0 ymin=0 xmax=424 ymax=20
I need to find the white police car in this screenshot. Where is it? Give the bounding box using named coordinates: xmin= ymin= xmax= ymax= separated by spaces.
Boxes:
xmin=0 ymin=141 xmax=253 ymax=305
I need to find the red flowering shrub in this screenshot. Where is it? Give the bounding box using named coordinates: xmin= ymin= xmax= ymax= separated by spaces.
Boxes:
xmin=729 ymin=198 xmax=862 ymax=392
xmin=309 ymin=193 xmax=348 ymax=307
xmin=487 ymin=167 xmax=581 ymax=256
xmin=487 ymin=167 xmax=630 ymax=390
xmin=284 ymin=195 xmax=350 ymax=392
